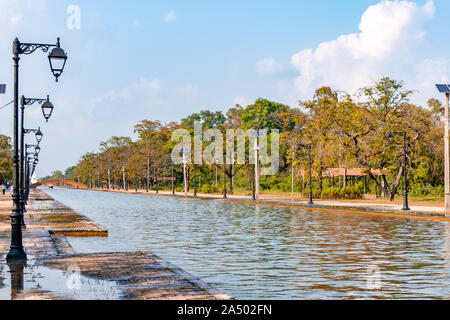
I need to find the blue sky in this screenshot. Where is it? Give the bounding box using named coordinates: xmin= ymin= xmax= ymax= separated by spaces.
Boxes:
xmin=0 ymin=0 xmax=449 ymax=177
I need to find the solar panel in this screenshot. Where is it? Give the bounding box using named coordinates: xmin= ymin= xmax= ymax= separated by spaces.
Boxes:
xmin=0 ymin=84 xmax=6 ymax=94
xmin=436 ymin=84 xmax=450 ymax=93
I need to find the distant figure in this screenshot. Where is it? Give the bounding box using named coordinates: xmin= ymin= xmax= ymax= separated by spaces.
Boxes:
xmin=2 ymin=184 xmax=6 ymax=195
xmin=9 ymin=184 xmax=13 ymax=195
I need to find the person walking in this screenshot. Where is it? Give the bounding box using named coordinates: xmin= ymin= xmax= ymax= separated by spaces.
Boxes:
xmin=9 ymin=184 xmax=13 ymax=196
xmin=2 ymin=184 xmax=6 ymax=195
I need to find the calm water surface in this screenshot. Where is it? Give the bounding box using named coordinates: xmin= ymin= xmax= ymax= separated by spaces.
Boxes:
xmin=43 ymin=188 xmax=450 ymax=299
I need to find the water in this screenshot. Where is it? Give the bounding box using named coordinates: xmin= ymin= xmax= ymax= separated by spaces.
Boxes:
xmin=43 ymin=188 xmax=450 ymax=299
xmin=0 ymin=256 xmax=121 ymax=300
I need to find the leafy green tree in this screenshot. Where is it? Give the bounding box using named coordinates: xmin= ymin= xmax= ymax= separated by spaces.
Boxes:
xmin=241 ymin=98 xmax=289 ymax=130
xmin=0 ymin=135 xmax=13 ymax=183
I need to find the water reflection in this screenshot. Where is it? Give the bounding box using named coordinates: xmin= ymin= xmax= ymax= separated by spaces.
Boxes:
xmin=43 ymin=188 xmax=450 ymax=299
xmin=6 ymin=259 xmax=26 ymax=300
xmin=0 ymin=256 xmax=121 ymax=300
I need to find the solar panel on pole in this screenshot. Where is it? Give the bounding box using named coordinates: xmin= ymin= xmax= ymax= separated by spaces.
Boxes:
xmin=436 ymin=84 xmax=450 ymax=93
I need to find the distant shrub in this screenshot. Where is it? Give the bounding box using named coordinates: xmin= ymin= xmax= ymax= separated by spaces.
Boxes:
xmin=200 ymin=184 xmax=219 ymax=194
xmin=302 ymin=186 xmax=364 ymax=200
xmin=410 ymin=183 xmax=444 ymax=197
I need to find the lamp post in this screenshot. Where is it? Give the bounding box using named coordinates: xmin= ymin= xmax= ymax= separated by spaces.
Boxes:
xmin=223 ymin=163 xmax=227 ymax=199
xmin=21 ymin=127 xmax=44 ymax=209
xmin=288 ymin=138 xmax=295 ymax=197
xmin=435 ymin=84 xmax=450 ymax=215
xmin=121 ymin=162 xmax=127 ymax=191
xmin=106 ymin=165 xmax=112 ymax=190
xmin=251 ymin=131 xmax=265 ymax=200
xmin=20 ymin=128 xmax=42 ymax=212
xmin=193 ymin=165 xmax=197 ymax=197
xmin=96 ymin=168 xmax=101 ymax=189
xmin=21 ymin=135 xmax=41 ymax=211
xmin=20 ymin=97 xmax=51 ymax=215
xmin=387 ymin=131 xmax=410 ymax=211
xmin=171 ymin=160 xmax=175 ymax=195
xmin=307 ymin=144 xmax=313 ymax=205
xmin=7 ymin=37 xmax=67 ymax=261
xmin=215 ymin=160 xmax=218 ymax=188
xmin=24 ymin=144 xmax=37 ymax=203
xmin=180 ymin=149 xmax=188 ymax=196
xmin=146 ymin=158 xmax=150 ymax=193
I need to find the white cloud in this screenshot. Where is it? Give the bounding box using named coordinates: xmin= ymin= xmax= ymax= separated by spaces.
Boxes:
xmin=89 ymin=77 xmax=201 ymax=122
xmin=291 ymin=0 xmax=438 ymax=100
xmin=256 ymin=58 xmax=283 ymax=76
xmin=164 ymin=10 xmax=176 ymax=23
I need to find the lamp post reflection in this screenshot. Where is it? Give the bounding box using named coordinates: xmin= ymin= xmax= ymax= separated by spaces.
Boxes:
xmin=7 ymin=259 xmax=26 ymax=300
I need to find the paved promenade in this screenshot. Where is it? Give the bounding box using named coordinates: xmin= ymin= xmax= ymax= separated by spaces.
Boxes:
xmin=0 ymin=190 xmax=232 ymax=300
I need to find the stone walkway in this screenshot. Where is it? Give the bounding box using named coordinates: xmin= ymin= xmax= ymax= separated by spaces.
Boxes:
xmin=0 ymin=190 xmax=232 ymax=300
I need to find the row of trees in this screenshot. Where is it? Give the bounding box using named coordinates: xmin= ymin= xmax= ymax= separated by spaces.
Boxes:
xmin=0 ymin=135 xmax=13 ymax=184
xmin=55 ymin=77 xmax=444 ymax=201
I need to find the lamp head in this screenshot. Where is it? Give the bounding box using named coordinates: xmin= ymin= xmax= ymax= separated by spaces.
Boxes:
xmin=41 ymin=95 xmax=54 ymax=122
xmin=48 ymin=38 xmax=68 ymax=82
xmin=35 ymin=127 xmax=43 ymax=143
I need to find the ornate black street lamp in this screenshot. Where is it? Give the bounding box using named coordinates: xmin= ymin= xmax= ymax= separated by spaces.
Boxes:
xmin=7 ymin=37 xmax=67 ymax=261
xmin=387 ymin=131 xmax=410 ymax=211
xmin=25 ymin=145 xmax=38 ymax=203
xmin=21 ymin=127 xmax=43 ymax=215
xmin=106 ymin=165 xmax=112 ymax=190
xmin=171 ymin=160 xmax=175 ymax=195
xmin=96 ymin=168 xmax=101 ymax=189
xmin=193 ymin=166 xmax=197 ymax=197
xmin=307 ymin=145 xmax=313 ymax=205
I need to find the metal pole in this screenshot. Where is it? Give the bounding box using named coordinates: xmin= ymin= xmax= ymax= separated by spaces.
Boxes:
xmin=402 ymin=131 xmax=410 ymax=211
xmin=155 ymin=168 xmax=159 ymax=194
xmin=122 ymin=165 xmax=126 ymax=190
xmin=146 ymin=157 xmax=150 ymax=193
xmin=19 ymin=98 xmax=26 ymax=228
xmin=308 ymin=144 xmax=314 ymax=205
xmin=223 ymin=164 xmax=227 ymax=199
xmin=445 ymin=93 xmax=450 ymax=214
xmin=193 ymin=166 xmax=197 ymax=197
xmin=291 ymin=146 xmax=294 ymax=197
xmin=183 ymin=154 xmax=187 ymax=195
xmin=24 ymin=154 xmax=28 ymax=203
xmin=7 ymin=38 xmax=26 ymax=261
xmin=252 ymin=165 xmax=256 ymax=201
xmin=107 ymin=168 xmax=111 ymax=190
xmin=19 ymin=99 xmax=25 ymax=213
xmin=172 ymin=162 xmax=175 ymax=195
xmin=255 ymin=139 xmax=259 ymax=200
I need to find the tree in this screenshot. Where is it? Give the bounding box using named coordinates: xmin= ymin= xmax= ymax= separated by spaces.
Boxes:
xmin=0 ymin=135 xmax=13 ymax=183
xmin=181 ymin=110 xmax=226 ymax=130
xmin=241 ymin=98 xmax=289 ymax=130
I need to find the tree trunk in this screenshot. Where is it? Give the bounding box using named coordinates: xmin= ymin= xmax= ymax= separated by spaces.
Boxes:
xmin=368 ymin=166 xmax=403 ymax=202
